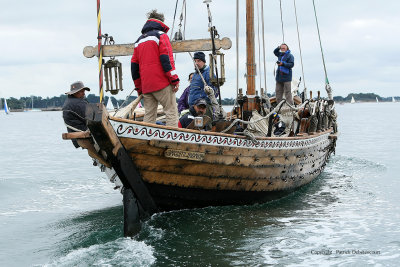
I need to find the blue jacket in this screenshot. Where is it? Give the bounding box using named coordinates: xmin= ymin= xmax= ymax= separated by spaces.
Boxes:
xmin=274 ymin=47 xmax=294 ymax=83
xmin=188 ymin=66 xmax=217 ymax=106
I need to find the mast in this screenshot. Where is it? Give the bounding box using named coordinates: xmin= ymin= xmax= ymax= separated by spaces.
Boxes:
xmin=97 ymin=0 xmax=104 ymax=103
xmin=246 ymin=0 xmax=256 ymax=97
xmin=236 ymin=0 xmax=259 ymax=121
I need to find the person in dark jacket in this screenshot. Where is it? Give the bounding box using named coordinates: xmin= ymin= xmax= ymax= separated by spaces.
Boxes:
xmin=272 ymin=113 xmax=286 ymax=136
xmin=131 ymin=10 xmax=180 ymax=127
xmin=62 ymin=81 xmax=90 ymax=148
xmin=188 ymin=52 xmax=218 ymax=106
xmin=178 ymin=98 xmax=208 ymax=129
xmin=274 ymin=44 xmax=294 ymax=105
xmin=177 ymin=72 xmax=194 ymax=113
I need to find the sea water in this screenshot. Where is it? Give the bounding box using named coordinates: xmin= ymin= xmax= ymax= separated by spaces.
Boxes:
xmin=0 ymin=103 xmax=399 ymax=266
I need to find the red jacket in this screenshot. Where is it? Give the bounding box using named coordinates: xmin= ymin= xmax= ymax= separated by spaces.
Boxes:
xmin=131 ymin=19 xmax=179 ymax=95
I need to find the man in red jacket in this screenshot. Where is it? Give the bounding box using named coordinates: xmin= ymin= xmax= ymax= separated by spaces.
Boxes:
xmin=131 ymin=10 xmax=180 ymax=126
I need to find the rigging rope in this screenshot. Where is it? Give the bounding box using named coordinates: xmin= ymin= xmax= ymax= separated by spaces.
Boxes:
xmin=204 ymin=1 xmax=224 ymax=116
xmin=256 ymin=0 xmax=262 ymax=92
xmin=183 ymin=0 xmax=187 ymax=39
xmin=170 ymin=0 xmax=179 ymax=40
xmin=312 ymin=0 xmax=329 ymax=85
xmin=279 ymin=0 xmax=285 ymax=43
xmin=293 ymin=0 xmax=307 ymax=96
xmin=236 ymin=0 xmax=239 ymax=102
xmin=261 ymin=0 xmax=269 ymax=101
xmin=110 ymin=87 xmax=136 ymax=116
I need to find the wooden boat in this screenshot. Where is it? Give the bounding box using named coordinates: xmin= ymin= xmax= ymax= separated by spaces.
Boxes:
xmin=63 ymin=0 xmax=338 ymax=236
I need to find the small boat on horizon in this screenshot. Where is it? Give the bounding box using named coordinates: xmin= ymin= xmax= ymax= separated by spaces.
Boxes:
xmin=106 ymin=97 xmax=115 ymax=111
xmin=3 ymin=98 xmax=10 ymax=114
xmin=351 ymin=96 xmax=355 ymax=104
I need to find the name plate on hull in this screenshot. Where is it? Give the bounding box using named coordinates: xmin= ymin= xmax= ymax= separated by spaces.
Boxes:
xmin=164 ymin=149 xmax=205 ymax=161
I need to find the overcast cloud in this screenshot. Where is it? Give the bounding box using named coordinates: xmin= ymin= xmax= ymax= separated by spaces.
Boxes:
xmin=0 ymin=0 xmax=399 ymax=100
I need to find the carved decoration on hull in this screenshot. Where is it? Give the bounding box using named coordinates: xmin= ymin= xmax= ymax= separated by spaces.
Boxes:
xmin=112 ymin=121 xmax=330 ymax=150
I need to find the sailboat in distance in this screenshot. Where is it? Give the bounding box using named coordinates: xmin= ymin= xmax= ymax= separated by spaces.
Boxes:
xmin=106 ymin=97 xmax=115 ymax=111
xmin=376 ymin=97 xmax=379 ymax=103
xmin=351 ymin=96 xmax=355 ymax=104
xmin=4 ymin=98 xmax=10 ymax=114
xmin=393 ymin=97 xmax=396 ymax=103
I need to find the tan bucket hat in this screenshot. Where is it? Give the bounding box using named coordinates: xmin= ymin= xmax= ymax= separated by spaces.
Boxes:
xmin=65 ymin=81 xmax=90 ymax=95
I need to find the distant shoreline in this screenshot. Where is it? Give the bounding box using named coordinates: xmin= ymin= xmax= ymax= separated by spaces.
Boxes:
xmin=2 ymin=93 xmax=398 ymax=110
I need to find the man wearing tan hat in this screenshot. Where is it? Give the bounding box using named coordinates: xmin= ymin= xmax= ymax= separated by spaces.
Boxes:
xmin=62 ymin=81 xmax=90 ymax=148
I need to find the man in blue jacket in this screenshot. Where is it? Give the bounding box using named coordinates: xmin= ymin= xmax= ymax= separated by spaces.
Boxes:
xmin=274 ymin=44 xmax=294 ymax=105
xmin=188 ymin=52 xmax=217 ymax=107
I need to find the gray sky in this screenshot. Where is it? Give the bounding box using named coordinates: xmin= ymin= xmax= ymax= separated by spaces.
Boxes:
xmin=1 ymin=0 xmax=399 ymax=100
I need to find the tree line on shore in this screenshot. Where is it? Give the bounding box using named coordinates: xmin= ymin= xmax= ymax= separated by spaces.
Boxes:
xmin=1 ymin=93 xmax=397 ymax=110
xmin=1 ymin=94 xmax=237 ymax=110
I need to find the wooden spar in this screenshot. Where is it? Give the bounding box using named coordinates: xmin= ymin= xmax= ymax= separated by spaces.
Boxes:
xmin=83 ymin=37 xmax=232 ymax=58
xmin=246 ymin=0 xmax=256 ymax=97
xmin=62 ymin=131 xmax=91 ymax=140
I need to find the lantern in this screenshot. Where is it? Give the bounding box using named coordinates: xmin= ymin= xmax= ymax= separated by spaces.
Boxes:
xmin=208 ymin=52 xmax=225 ymax=86
xmin=104 ymin=59 xmax=123 ymax=95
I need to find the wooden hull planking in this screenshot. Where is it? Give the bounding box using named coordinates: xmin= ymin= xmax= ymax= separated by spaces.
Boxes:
xmin=110 ymin=118 xmax=335 ymax=210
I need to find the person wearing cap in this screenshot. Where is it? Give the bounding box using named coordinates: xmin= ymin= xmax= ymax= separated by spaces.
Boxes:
xmin=178 ymin=98 xmax=208 ymax=129
xmin=177 ymin=72 xmax=194 ymax=114
xmin=131 ymin=9 xmax=180 ymax=127
xmin=188 ymin=52 xmax=218 ymax=107
xmin=62 ymin=81 xmax=90 ymax=148
xmin=272 ymin=113 xmax=286 ymax=136
xmin=274 ymin=43 xmax=294 ymax=105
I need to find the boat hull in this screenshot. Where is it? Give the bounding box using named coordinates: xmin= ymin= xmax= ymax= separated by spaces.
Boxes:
xmin=111 ymin=118 xmax=335 ymax=211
